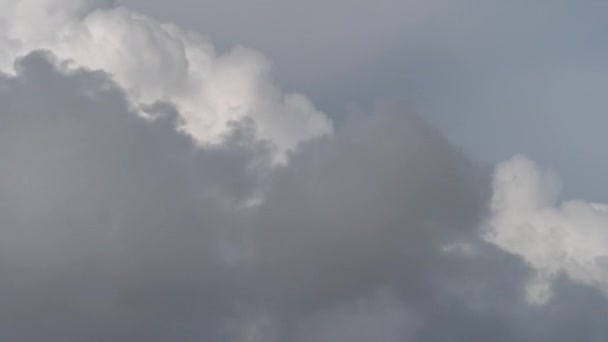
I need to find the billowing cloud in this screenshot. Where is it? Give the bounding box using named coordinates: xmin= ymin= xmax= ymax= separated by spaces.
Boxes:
xmin=0 ymin=0 xmax=332 ymax=161
xmin=4 ymin=51 xmax=608 ymax=341
xmin=0 ymin=51 xmax=491 ymax=340
xmin=2 ymin=1 xmax=608 ymax=341
xmin=485 ymin=155 xmax=608 ymax=304
xmin=0 ymin=51 xmax=274 ymax=340
xmin=120 ymin=0 xmax=608 ymax=203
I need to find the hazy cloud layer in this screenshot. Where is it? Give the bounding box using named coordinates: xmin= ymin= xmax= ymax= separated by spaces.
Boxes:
xmin=1 ymin=1 xmax=608 ymax=341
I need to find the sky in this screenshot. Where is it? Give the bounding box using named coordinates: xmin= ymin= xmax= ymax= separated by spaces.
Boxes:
xmin=122 ymin=0 xmax=608 ymax=200
xmin=1 ymin=0 xmax=608 ymax=341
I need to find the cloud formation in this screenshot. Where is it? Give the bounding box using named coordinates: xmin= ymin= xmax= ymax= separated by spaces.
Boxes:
xmin=0 ymin=51 xmax=492 ymax=341
xmin=1 ymin=1 xmax=608 ymax=341
xmin=4 ymin=49 xmax=608 ymax=341
xmin=0 ymin=0 xmax=332 ymax=161
xmin=122 ymin=0 xmax=608 ymax=202
xmin=485 ymin=155 xmax=608 ymax=305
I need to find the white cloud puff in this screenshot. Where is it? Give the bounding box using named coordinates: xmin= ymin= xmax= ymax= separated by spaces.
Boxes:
xmin=485 ymin=155 xmax=608 ymax=304
xmin=0 ymin=0 xmax=333 ymax=162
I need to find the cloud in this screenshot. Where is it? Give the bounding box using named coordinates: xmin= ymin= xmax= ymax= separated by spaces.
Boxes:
xmin=250 ymin=101 xmax=488 ymax=312
xmin=120 ymin=0 xmax=608 ymax=203
xmin=0 ymin=52 xmax=271 ymax=340
xmin=293 ymin=290 xmax=418 ymax=342
xmin=0 ymin=0 xmax=332 ymax=161
xmin=2 ymin=1 xmax=608 ymax=341
xmin=485 ymin=155 xmax=608 ymax=304
xmin=2 ymin=46 xmax=608 ymax=342
xmin=0 ymin=51 xmax=500 ymax=341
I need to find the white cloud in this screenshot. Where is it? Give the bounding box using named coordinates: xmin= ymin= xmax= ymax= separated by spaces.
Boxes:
xmin=485 ymin=155 xmax=608 ymax=304
xmin=0 ymin=0 xmax=332 ymax=162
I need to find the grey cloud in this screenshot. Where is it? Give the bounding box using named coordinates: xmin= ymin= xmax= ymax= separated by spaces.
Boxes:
xmin=1 ymin=51 xmax=607 ymax=341
xmin=0 ymin=51 xmax=270 ymax=340
xmin=251 ymin=101 xmax=488 ymax=310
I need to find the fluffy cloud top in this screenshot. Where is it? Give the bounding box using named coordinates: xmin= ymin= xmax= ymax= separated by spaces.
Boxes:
xmin=0 ymin=0 xmax=332 ymax=161
xmin=485 ymin=155 xmax=608 ymax=304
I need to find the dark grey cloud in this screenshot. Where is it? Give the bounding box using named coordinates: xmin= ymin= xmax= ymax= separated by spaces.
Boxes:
xmin=0 ymin=51 xmax=270 ymax=340
xmin=0 ymin=51 xmax=607 ymax=341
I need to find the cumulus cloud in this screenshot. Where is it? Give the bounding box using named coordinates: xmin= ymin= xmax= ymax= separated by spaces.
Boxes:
xmin=7 ymin=52 xmax=608 ymax=341
xmin=0 ymin=0 xmax=332 ymax=161
xmin=2 ymin=1 xmax=608 ymax=341
xmin=0 ymin=51 xmax=276 ymax=340
xmin=0 ymin=51 xmax=499 ymax=341
xmin=485 ymin=155 xmax=608 ymax=304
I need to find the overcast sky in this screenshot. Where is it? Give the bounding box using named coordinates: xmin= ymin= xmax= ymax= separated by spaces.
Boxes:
xmin=1 ymin=1 xmax=608 ymax=341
